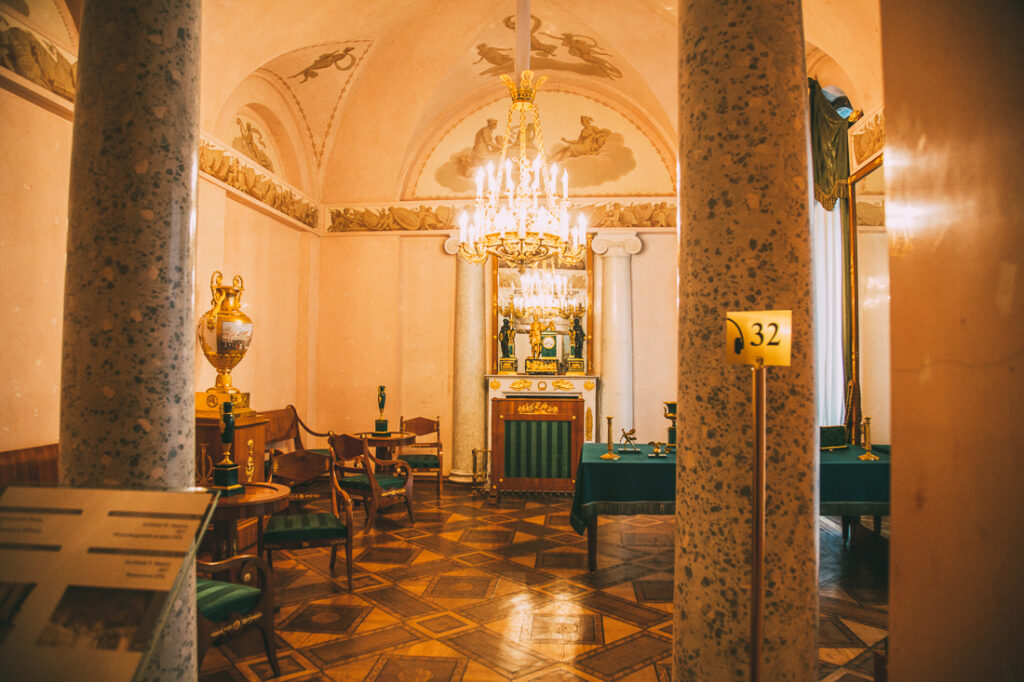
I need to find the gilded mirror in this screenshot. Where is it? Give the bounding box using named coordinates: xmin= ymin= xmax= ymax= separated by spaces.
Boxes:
xmin=848 ymin=154 xmax=890 ymax=443
xmin=490 ymin=234 xmax=594 ymax=375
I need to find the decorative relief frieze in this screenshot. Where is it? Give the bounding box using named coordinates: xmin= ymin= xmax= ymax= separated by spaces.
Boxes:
xmin=328 ymin=200 xmax=676 ymax=233
xmin=328 ymin=205 xmax=456 ymax=232
xmin=517 ymin=401 xmax=559 ymax=415
xmin=199 ymin=139 xmax=318 ymax=229
xmin=0 ymin=16 xmax=77 ymax=102
xmin=579 ymin=201 xmax=675 ymax=228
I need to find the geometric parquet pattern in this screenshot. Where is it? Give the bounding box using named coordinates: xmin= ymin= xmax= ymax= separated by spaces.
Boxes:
xmin=199 ymin=485 xmax=888 ymax=681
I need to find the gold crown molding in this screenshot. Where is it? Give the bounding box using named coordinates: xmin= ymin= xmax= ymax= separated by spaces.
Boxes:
xmin=328 ymin=200 xmax=676 ymax=232
xmin=199 ymin=138 xmax=319 ymax=229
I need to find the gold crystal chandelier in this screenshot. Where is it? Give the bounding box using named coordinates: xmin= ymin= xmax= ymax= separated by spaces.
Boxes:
xmin=457 ymin=3 xmax=586 ymax=268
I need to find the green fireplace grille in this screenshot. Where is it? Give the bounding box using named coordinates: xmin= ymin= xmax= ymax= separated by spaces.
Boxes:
xmin=503 ymin=419 xmax=571 ymax=479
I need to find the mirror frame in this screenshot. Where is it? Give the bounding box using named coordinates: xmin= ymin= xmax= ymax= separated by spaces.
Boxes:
xmin=846 ymin=152 xmax=883 ymax=388
xmin=489 ymin=233 xmax=595 ymax=374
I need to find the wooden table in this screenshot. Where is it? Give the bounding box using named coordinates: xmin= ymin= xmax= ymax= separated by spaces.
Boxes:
xmin=211 ymin=482 xmax=290 ymax=559
xmin=352 ymin=431 xmax=414 ymax=461
xmin=570 ymin=443 xmax=675 ymax=571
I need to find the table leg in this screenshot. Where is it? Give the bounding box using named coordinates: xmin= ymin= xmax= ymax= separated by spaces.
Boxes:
xmin=587 ymin=517 xmax=598 ymax=572
xmin=212 ymin=519 xmax=238 ymax=561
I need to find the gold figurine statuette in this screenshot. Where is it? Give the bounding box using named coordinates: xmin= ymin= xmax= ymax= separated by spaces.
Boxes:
xmin=620 ymin=428 xmax=641 ymax=453
xmin=601 ymin=416 xmax=620 ymax=460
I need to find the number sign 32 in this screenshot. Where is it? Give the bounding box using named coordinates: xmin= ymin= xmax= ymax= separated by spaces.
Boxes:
xmin=725 ymin=310 xmax=792 ymax=366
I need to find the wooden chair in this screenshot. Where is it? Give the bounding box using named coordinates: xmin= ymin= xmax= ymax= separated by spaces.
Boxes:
xmin=196 ymin=554 xmax=279 ymax=676
xmin=264 ymin=405 xmax=332 ymax=499
xmin=329 ymin=432 xmax=414 ymax=530
xmin=259 ymin=457 xmax=356 ymax=590
xmin=398 ymin=416 xmax=445 ymax=496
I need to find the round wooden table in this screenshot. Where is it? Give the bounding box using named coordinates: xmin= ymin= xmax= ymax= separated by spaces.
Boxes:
xmin=352 ymin=431 xmax=415 ymax=461
xmin=211 ymin=482 xmax=290 ymax=559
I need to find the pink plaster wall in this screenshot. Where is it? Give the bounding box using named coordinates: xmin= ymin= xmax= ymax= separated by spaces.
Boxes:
xmin=632 ymin=231 xmax=679 ymax=442
xmin=194 ymin=179 xmax=317 ymax=421
xmin=316 ymin=234 xmax=455 ymax=471
xmin=0 ymin=90 xmax=71 ymax=450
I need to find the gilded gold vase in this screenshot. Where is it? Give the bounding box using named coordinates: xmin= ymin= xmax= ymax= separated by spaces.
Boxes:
xmin=197 ymin=271 xmax=253 ymax=393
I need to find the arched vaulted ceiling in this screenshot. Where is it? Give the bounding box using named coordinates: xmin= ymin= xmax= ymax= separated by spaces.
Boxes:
xmin=199 ymin=0 xmax=881 ymax=204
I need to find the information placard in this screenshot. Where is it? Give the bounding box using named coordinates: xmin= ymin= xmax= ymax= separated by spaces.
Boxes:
xmin=725 ymin=310 xmax=792 ymax=366
xmin=0 ymin=486 xmax=216 ymax=682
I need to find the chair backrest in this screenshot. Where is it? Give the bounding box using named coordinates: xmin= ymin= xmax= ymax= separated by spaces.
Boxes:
xmin=327 ymin=433 xmax=377 ymax=494
xmin=401 ymin=416 xmax=440 ymax=442
xmin=263 ymin=406 xmax=302 ymax=450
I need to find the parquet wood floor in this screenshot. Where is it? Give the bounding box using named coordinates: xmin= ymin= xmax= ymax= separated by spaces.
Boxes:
xmin=199 ymin=486 xmax=887 ymax=681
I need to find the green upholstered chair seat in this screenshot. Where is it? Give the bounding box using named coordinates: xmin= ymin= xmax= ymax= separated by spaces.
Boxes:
xmin=306 ymin=447 xmax=330 ymax=458
xmin=338 ymin=473 xmax=406 ymax=491
xmin=263 ymin=512 xmax=348 ymax=543
xmin=398 ymin=454 xmax=439 ymax=468
xmin=196 ymin=578 xmax=260 ymax=622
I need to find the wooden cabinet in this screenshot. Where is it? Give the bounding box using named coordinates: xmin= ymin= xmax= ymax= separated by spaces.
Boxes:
xmin=491 ymin=398 xmax=584 ymax=494
xmin=196 ymin=410 xmax=268 ymax=552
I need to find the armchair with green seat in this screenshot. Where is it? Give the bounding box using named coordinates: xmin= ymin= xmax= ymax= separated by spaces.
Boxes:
xmin=196 ymin=554 xmax=279 ymax=676
xmin=259 ymin=451 xmax=356 ymax=590
xmin=328 ymin=432 xmax=414 ymax=531
xmin=398 ymin=416 xmax=444 ymax=496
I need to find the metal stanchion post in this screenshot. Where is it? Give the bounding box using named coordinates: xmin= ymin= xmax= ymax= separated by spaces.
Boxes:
xmin=751 ymin=357 xmax=767 ymax=682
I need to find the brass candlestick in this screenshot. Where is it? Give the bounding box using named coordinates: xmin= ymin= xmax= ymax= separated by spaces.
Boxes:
xmin=859 ymin=416 xmax=879 ymax=460
xmin=601 ymin=416 xmax=620 ymax=460
xmin=663 ymin=401 xmax=677 ymax=454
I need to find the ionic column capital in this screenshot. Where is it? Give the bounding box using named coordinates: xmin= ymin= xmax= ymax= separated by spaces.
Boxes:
xmin=591 ymin=232 xmax=643 ymax=257
xmin=443 ymin=232 xmax=460 ymax=255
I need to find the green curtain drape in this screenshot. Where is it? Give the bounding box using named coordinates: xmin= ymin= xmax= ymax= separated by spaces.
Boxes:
xmin=809 ymin=78 xmax=857 ymax=437
xmin=809 ymin=78 xmax=850 ymax=210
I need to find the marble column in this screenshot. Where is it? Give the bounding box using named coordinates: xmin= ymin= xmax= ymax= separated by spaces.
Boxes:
xmin=61 ymin=1 xmax=200 ymax=679
xmin=675 ymin=1 xmax=817 ymax=680
xmin=443 ymin=236 xmax=487 ymax=483
xmin=592 ymin=232 xmax=642 ymax=438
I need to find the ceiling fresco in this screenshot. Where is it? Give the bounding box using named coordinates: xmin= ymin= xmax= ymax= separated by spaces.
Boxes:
xmin=413 ymin=90 xmax=673 ymax=199
xmin=256 ymin=40 xmax=372 ymax=167
xmin=181 ymin=0 xmax=881 ymax=209
xmin=0 ymin=0 xmax=74 ymax=51
xmin=230 ymin=114 xmax=280 ymax=174
xmin=474 ymin=14 xmax=622 ymax=80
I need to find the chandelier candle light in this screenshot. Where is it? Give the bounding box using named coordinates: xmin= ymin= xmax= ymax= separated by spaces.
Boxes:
xmin=457 ymin=0 xmax=586 ymax=268
xmin=501 ymin=265 xmax=587 ymax=320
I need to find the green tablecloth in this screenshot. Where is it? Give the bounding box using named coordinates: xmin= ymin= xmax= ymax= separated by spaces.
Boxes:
xmin=569 ymin=443 xmax=675 ymax=534
xmin=820 ymin=444 xmax=891 ymax=516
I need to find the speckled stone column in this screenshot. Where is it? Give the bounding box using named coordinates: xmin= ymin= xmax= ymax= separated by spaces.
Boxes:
xmin=444 ymin=236 xmax=487 ymax=483
xmin=592 ymin=232 xmax=642 ymax=438
xmin=61 ymin=1 xmax=200 ymax=679
xmin=675 ymin=0 xmax=817 ymax=679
